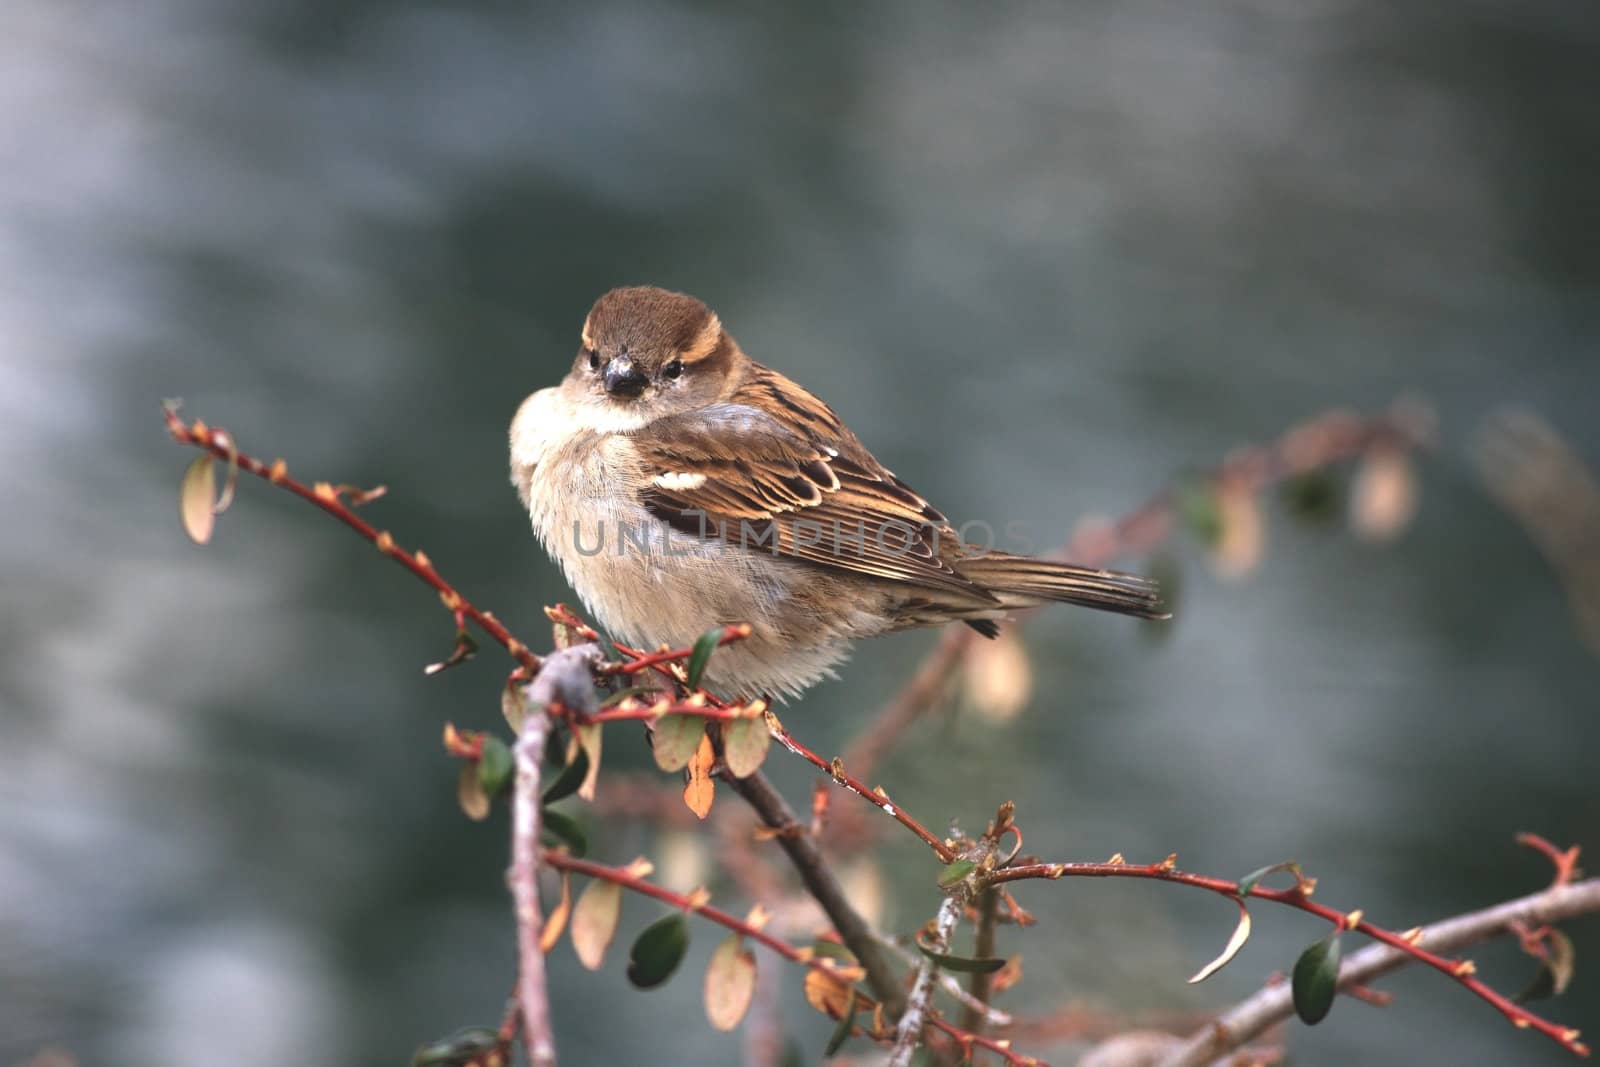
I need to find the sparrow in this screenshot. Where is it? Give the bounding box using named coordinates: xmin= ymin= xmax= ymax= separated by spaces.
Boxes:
xmin=510 ymin=286 xmax=1165 ymax=699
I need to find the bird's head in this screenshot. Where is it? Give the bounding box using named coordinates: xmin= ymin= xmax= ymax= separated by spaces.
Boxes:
xmin=563 ymin=286 xmax=736 ymax=429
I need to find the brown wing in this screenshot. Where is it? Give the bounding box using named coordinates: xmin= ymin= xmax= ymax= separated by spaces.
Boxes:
xmin=637 ymin=397 xmax=999 ymax=605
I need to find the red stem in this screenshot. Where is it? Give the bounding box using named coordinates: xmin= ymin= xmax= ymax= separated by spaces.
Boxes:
xmin=987 ymin=858 xmax=1587 ymax=1057
xmin=544 ymin=850 xmax=1039 ymax=1065
xmin=165 ymin=408 xmax=542 ymax=673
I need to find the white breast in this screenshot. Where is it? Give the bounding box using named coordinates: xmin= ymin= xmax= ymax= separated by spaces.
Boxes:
xmin=509 ymin=388 xmax=868 ymax=698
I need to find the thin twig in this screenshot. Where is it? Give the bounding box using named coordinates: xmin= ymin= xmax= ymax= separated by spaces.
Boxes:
xmin=1152 ymin=877 xmax=1600 ymax=1066
xmin=543 ymin=851 xmax=1034 ymax=1064
xmin=986 ymin=852 xmax=1591 ymax=1058
xmin=164 ymin=406 xmax=542 ymax=672
xmin=890 ymin=896 xmax=964 ymax=1067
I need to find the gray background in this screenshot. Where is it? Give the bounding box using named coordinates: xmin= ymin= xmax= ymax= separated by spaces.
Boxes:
xmin=2 ymin=2 xmax=1596 ymax=1065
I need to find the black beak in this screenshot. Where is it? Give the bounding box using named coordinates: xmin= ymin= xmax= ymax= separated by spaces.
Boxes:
xmin=603 ymin=356 xmax=648 ymax=397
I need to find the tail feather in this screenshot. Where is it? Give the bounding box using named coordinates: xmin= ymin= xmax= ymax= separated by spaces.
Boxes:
xmin=956 ymin=553 xmax=1169 ymax=621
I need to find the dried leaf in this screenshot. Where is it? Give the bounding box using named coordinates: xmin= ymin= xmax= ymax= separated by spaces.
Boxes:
xmin=1351 ymin=446 xmax=1417 ymax=542
xmin=683 ymin=733 xmax=716 ymax=820
xmin=1292 ymin=933 xmax=1343 ymax=1025
xmin=962 ymin=628 xmax=1033 ymax=722
xmin=570 ymin=879 xmax=622 ymax=971
xmin=627 ymin=914 xmax=690 ymax=990
xmin=652 ymin=714 xmax=707 ymax=773
xmin=1516 ymin=928 xmax=1576 ymax=1003
xmin=501 ymin=684 xmax=529 ymax=732
xmin=540 ymin=872 xmax=572 ymax=953
xmin=575 ymin=722 xmax=603 ymax=801
xmin=456 ymin=763 xmax=489 ymax=822
xmin=723 ymin=716 xmax=770 ymax=778
xmin=1188 ymin=900 xmax=1252 ymax=983
xmin=1212 ymin=481 xmax=1265 ymax=579
xmin=704 ymin=933 xmax=757 ymax=1031
xmin=804 ymin=966 xmax=865 ymax=1020
xmin=179 ymin=455 xmax=217 ymax=544
xmin=990 ymin=954 xmax=1024 ymax=994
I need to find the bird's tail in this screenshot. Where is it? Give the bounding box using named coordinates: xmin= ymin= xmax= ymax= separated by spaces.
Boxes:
xmin=956 ymin=553 xmax=1169 ymax=621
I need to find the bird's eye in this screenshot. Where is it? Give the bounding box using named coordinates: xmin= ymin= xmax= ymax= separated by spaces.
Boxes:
xmin=586 ymin=350 xmax=600 ymax=371
xmin=662 ymin=359 xmax=683 ymax=380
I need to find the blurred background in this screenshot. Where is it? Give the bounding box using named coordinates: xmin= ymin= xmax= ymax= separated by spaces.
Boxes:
xmin=3 ymin=2 xmax=1597 ymax=1064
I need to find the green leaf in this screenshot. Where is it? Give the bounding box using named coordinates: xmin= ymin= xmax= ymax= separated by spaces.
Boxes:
xmin=541 ymin=808 xmax=587 ymax=857
xmin=411 ymin=1027 xmax=500 ymax=1067
xmin=937 ymin=858 xmax=977 ymax=888
xmin=1292 ymin=932 xmax=1343 ymax=1025
xmin=723 ymin=716 xmax=770 ymax=778
xmin=1178 ymin=481 xmax=1223 ymax=546
xmin=652 ymin=713 xmax=707 ymax=772
xmin=914 ymin=939 xmax=1006 ymax=974
xmin=542 ymin=744 xmax=590 ymax=804
xmin=1282 ymin=470 xmax=1343 ymax=524
xmin=1237 ymin=860 xmax=1301 ymax=900
xmin=822 ymin=987 xmax=859 ymax=1056
xmin=627 ymin=914 xmax=690 ymax=989
xmin=179 ymin=454 xmax=217 ymax=544
xmin=686 ymin=626 xmax=724 ymax=690
xmin=476 ymin=736 xmax=513 ymax=797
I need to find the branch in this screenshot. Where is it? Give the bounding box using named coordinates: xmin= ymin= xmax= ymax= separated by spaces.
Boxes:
xmin=961 ymin=885 xmax=1004 ymax=1039
xmin=890 ymin=895 xmax=964 ymax=1067
xmin=511 ymin=708 xmax=557 ymax=1066
xmin=164 ymin=411 xmax=920 ymax=1017
xmin=164 ymin=406 xmax=543 ymax=673
xmin=510 ymin=644 xmax=604 ymax=1065
xmin=543 ymin=850 xmax=1034 ymax=1064
xmin=985 ymin=851 xmax=1592 ymax=1059
xmin=722 ymin=769 xmax=908 ymax=1017
xmin=1154 ymin=877 xmax=1600 ymax=1066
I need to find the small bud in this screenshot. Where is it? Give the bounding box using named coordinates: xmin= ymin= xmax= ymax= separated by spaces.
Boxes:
xmin=375 ymin=530 xmax=395 ymax=554
xmin=1345 ymin=909 xmax=1364 ymax=929
xmin=267 ymin=458 xmax=288 ymax=483
xmin=313 ymin=481 xmax=336 ymax=502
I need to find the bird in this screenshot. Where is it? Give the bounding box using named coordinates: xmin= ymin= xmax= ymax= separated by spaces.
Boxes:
xmin=510 ymin=286 xmax=1166 ymax=700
